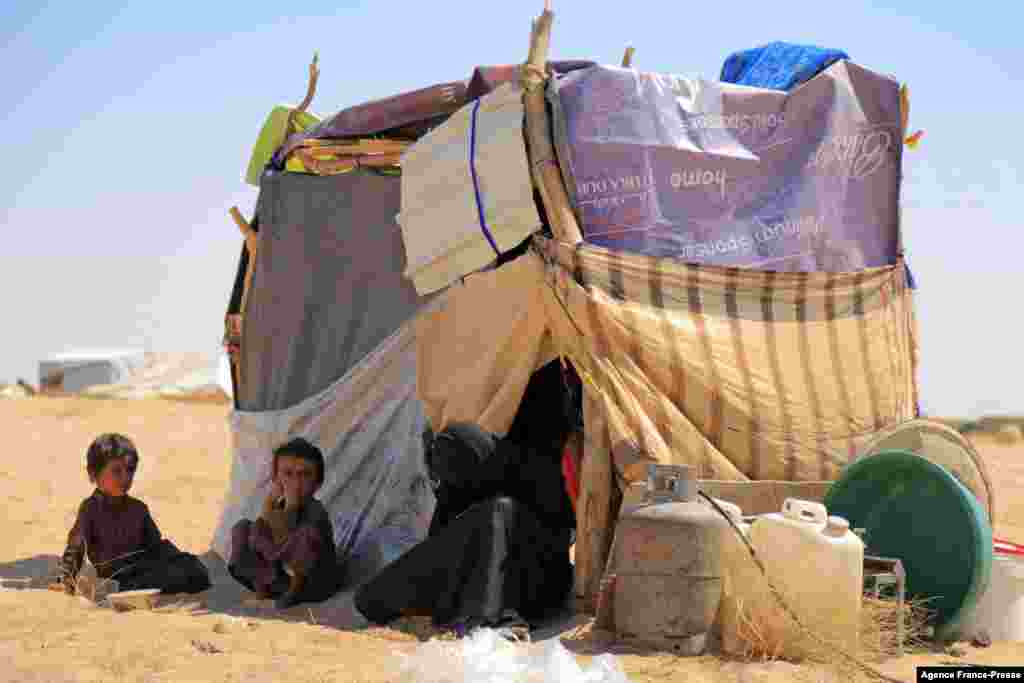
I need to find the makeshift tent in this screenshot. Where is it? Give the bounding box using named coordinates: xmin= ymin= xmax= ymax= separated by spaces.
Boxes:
xmin=213 ymin=60 xmax=594 ymax=587
xmin=216 ymin=12 xmax=920 ymax=602
xmin=38 ymin=349 xmax=146 ymax=393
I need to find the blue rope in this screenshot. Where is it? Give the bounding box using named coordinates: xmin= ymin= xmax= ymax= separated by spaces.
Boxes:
xmin=469 ymin=98 xmax=501 ymax=257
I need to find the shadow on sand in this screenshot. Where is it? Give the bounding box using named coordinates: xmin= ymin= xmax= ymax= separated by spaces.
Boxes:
xmin=156 ymin=551 xmax=373 ymax=631
xmin=0 ymin=550 xmax=366 ymax=629
xmin=0 ymin=550 xmax=587 ymax=643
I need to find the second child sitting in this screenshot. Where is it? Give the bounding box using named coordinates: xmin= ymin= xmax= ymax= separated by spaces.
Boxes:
xmin=227 ymin=438 xmax=341 ymax=609
xmin=54 ymin=433 xmax=212 ymax=596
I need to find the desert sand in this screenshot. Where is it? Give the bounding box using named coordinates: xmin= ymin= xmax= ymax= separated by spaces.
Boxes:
xmin=1 ymin=396 xmax=1022 ymax=682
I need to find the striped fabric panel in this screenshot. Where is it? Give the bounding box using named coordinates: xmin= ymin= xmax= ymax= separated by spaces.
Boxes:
xmin=534 ymin=237 xmax=918 ymax=601
xmin=539 ymin=238 xmax=900 ymax=322
xmin=535 ymin=236 xmax=918 ymax=484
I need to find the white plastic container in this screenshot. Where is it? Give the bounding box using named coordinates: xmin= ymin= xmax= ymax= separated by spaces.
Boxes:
xmin=960 ymin=540 xmax=1024 ymax=642
xmin=740 ymin=499 xmax=864 ymax=659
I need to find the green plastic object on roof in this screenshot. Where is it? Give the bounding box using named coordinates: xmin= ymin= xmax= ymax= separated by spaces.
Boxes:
xmin=245 ymin=106 xmax=322 ymax=187
xmin=824 ymin=449 xmax=992 ymax=641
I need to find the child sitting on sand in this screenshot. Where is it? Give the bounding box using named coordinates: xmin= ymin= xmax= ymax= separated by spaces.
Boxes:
xmin=53 ymin=433 xmax=211 ymax=596
xmin=228 ymin=438 xmax=341 ymax=609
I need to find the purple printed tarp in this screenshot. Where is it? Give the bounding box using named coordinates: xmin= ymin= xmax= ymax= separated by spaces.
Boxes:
xmin=271 ymin=61 xmax=594 ymax=170
xmin=549 ymin=61 xmax=903 ymax=271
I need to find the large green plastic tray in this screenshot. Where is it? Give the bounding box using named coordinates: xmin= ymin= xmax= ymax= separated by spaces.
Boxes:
xmin=824 ymin=449 xmax=992 ymax=641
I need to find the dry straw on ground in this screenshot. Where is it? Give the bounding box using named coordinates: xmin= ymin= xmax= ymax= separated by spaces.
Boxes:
xmin=732 ymin=594 xmax=933 ymax=665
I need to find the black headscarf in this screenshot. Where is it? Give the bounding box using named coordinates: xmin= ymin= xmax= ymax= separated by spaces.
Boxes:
xmin=429 ymin=422 xmax=501 ymax=491
xmin=505 ymin=359 xmax=582 ymax=451
xmin=425 ymin=358 xmax=583 ymax=535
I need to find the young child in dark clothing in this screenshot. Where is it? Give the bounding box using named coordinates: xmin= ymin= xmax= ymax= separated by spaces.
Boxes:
xmin=228 ymin=438 xmax=341 ymax=609
xmin=53 ymin=433 xmax=211 ymax=596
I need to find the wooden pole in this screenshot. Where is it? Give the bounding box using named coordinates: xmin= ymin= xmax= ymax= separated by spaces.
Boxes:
xmin=230 ymin=206 xmax=258 ymax=255
xmin=228 ymin=206 xmax=259 ymax=394
xmin=229 ymin=206 xmax=249 ymax=236
xmin=521 ymin=5 xmax=583 ymax=245
xmin=521 ymin=1 xmax=612 ymax=607
xmin=229 ymin=206 xmax=258 ymax=318
xmin=286 ymin=52 xmax=321 ymax=137
xmin=295 ymin=52 xmax=320 ymax=114
xmin=621 ymin=47 xmax=635 ymax=68
xmin=575 ymin=421 xmax=616 ymax=608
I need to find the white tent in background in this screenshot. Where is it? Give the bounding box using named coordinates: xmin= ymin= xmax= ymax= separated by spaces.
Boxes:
xmin=38 ymin=349 xmax=146 ymax=393
xmin=80 ymin=351 xmax=231 ymax=403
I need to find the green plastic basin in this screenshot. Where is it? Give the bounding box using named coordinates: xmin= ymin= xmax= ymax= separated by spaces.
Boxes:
xmin=824 ymin=449 xmax=992 ymax=640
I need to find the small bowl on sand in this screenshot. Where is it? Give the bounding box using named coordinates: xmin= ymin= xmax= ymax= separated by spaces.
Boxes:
xmin=107 ymin=588 xmax=161 ymax=611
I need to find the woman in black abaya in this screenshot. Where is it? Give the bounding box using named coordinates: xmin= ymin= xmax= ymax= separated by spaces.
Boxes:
xmin=354 ymin=360 xmax=581 ymax=638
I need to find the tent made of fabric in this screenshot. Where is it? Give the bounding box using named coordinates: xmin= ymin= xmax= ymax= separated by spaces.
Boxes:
xmin=216 ymin=168 xmax=440 ymax=586
xmin=220 ymin=51 xmax=918 ymax=601
xmin=236 ymin=171 xmax=431 ymax=412
xmin=80 ymin=351 xmax=231 ymax=403
xmin=38 ymin=349 xmax=146 ymax=393
xmin=216 ymin=61 xmax=596 ymax=586
xmin=415 ymin=236 xmax=917 ymax=599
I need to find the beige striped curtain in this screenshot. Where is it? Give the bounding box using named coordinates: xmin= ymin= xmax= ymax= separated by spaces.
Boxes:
xmin=534 ymin=237 xmax=917 ymax=599
xmin=415 ymin=235 xmax=919 ymax=602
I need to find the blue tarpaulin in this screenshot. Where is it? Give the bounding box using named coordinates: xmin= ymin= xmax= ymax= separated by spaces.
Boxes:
xmin=721 ymin=42 xmax=849 ymax=91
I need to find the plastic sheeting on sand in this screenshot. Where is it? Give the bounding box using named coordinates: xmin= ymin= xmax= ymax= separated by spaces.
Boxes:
xmin=398 ymin=628 xmax=631 ymax=683
xmin=211 ymin=320 xmax=436 ymax=587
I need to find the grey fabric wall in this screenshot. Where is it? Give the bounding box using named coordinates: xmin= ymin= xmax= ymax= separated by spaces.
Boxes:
xmin=238 ymin=170 xmax=430 ymax=412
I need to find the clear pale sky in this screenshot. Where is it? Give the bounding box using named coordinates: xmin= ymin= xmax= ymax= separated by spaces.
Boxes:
xmin=2 ymin=1 xmax=1020 ymax=417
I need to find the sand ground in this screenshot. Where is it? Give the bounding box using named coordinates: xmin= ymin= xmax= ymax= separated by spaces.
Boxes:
xmin=1 ymin=396 xmax=1022 ymax=682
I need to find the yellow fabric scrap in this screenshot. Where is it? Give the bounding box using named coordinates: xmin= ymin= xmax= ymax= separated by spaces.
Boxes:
xmin=899 ymin=84 xmax=923 ymax=150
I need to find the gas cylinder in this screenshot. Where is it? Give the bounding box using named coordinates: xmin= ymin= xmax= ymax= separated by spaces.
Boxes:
xmin=603 ymin=464 xmax=730 ymax=654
